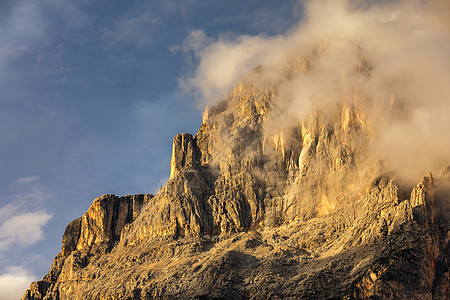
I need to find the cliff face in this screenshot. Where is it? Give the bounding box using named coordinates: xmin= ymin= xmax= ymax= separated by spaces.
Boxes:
xmin=23 ymin=51 xmax=449 ymax=299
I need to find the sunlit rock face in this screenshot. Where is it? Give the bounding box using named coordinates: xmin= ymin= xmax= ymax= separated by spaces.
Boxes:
xmin=23 ymin=47 xmax=449 ymax=299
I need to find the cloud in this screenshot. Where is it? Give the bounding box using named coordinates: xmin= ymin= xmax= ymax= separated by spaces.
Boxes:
xmin=0 ymin=176 xmax=52 ymax=252
xmin=0 ymin=211 xmax=52 ymax=251
xmin=15 ymin=176 xmax=40 ymax=185
xmin=178 ymin=29 xmax=289 ymax=107
xmin=9 ymin=176 xmax=51 ymax=207
xmin=103 ymin=11 xmax=160 ymax=48
xmin=0 ymin=0 xmax=90 ymax=88
xmin=0 ymin=203 xmax=18 ymax=222
xmin=0 ymin=1 xmax=44 ymax=66
xmin=0 ymin=266 xmax=36 ymax=300
xmin=0 ymin=0 xmax=85 ymax=62
xmin=179 ymin=0 xmax=450 ymax=182
xmin=0 ymin=176 xmax=53 ymax=298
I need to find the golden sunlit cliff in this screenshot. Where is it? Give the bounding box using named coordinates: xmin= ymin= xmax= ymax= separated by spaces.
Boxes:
xmin=23 ymin=41 xmax=449 ymax=300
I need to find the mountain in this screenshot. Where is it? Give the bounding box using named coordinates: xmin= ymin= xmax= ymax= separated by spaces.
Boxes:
xmin=22 ymin=42 xmax=449 ymax=299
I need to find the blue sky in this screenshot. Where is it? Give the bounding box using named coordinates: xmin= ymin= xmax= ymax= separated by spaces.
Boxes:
xmin=0 ymin=0 xmax=301 ymax=297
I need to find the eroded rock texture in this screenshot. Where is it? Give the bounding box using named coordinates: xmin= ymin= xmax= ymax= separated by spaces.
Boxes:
xmin=23 ymin=52 xmax=449 ymax=299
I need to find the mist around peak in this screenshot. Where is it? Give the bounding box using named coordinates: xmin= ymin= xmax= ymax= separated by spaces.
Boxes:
xmin=180 ymin=0 xmax=450 ymax=183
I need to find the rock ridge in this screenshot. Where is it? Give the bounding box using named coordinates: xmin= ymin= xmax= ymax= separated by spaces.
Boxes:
xmin=22 ymin=48 xmax=449 ymax=299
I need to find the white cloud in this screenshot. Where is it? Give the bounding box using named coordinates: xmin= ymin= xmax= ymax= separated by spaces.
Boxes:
xmin=0 ymin=211 xmax=52 ymax=251
xmin=0 ymin=176 xmax=53 ymax=252
xmin=0 ymin=203 xmax=18 ymax=221
xmin=0 ymin=266 xmax=36 ymax=300
xmin=178 ymin=29 xmax=289 ymax=106
xmin=0 ymin=176 xmax=52 ymax=298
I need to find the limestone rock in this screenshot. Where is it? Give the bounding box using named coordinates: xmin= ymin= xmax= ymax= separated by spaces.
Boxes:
xmin=22 ymin=194 xmax=152 ymax=299
xmin=170 ymin=133 xmax=201 ymax=179
xmin=22 ymin=51 xmax=449 ymax=299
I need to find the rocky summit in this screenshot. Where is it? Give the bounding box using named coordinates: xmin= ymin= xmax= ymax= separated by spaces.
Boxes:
xmin=23 ymin=44 xmax=449 ymax=299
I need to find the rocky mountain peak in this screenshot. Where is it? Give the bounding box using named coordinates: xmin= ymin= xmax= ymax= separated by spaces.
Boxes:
xmin=22 ymin=47 xmax=449 ymax=299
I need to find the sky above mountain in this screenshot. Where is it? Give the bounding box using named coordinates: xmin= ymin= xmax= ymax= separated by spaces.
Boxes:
xmin=0 ymin=1 xmax=301 ymax=298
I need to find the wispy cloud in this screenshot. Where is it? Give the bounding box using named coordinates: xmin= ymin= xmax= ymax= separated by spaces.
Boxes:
xmin=15 ymin=176 xmax=40 ymax=185
xmin=0 ymin=1 xmax=44 ymax=66
xmin=9 ymin=176 xmax=51 ymax=207
xmin=103 ymin=11 xmax=161 ymax=48
xmin=0 ymin=176 xmax=52 ymax=252
xmin=0 ymin=266 xmax=36 ymax=300
xmin=0 ymin=211 xmax=52 ymax=251
xmin=0 ymin=0 xmax=91 ymax=89
xmin=0 ymin=176 xmax=52 ymax=299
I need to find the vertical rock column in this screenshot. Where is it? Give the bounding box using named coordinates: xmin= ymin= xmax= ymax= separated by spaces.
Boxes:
xmin=170 ymin=133 xmax=201 ymax=179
